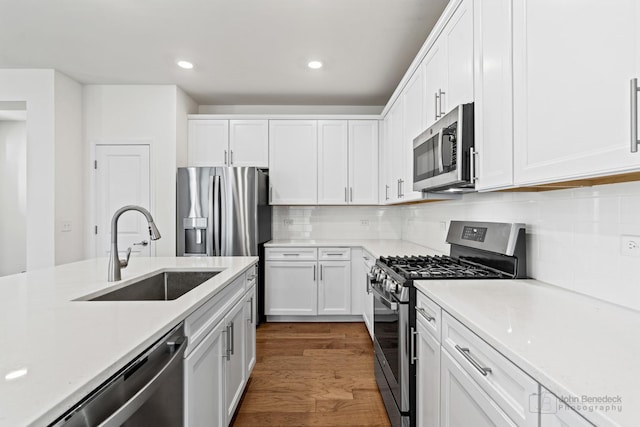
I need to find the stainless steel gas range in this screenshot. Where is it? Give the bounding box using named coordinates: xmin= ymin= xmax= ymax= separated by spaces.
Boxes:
xmin=369 ymin=221 xmax=527 ymax=427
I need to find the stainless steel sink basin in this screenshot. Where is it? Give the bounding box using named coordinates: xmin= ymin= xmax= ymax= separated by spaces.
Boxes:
xmin=88 ymin=271 xmax=219 ymax=301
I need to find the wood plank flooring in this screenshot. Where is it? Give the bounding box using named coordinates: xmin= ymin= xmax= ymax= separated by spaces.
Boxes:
xmin=231 ymin=322 xmax=391 ymax=427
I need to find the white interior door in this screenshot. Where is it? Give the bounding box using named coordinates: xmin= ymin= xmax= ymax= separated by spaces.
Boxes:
xmin=95 ymin=145 xmax=151 ymax=258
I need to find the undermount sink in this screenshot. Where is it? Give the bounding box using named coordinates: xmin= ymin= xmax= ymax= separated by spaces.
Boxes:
xmin=86 ymin=271 xmax=220 ymax=301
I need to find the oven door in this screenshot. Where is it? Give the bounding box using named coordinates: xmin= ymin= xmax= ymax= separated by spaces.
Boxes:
xmin=372 ymin=288 xmax=410 ymax=413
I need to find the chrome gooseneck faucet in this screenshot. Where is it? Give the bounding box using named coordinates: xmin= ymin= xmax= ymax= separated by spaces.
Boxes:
xmin=108 ymin=205 xmax=161 ymax=281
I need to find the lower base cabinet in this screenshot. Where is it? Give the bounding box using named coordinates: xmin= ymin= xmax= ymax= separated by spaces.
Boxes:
xmin=416 ymin=317 xmax=440 ymax=427
xmin=440 ymin=350 xmax=515 ymax=427
xmin=184 ymin=269 xmax=257 ymax=427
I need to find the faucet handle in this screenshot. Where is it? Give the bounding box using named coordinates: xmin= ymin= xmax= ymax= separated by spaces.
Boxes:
xmin=120 ymin=247 xmax=132 ymax=268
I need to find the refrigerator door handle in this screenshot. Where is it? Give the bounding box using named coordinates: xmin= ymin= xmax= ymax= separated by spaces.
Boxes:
xmin=211 ymin=174 xmax=222 ymax=256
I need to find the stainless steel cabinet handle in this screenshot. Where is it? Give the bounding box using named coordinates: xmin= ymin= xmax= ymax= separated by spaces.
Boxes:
xmin=399 ymin=179 xmax=404 ymax=197
xmin=438 ymin=89 xmax=446 ymax=117
xmin=410 ymin=327 xmax=418 ymax=365
xmin=385 ymin=185 xmax=389 ymax=201
xmin=230 ymin=321 xmax=234 ymax=355
xmin=397 ymin=179 xmax=401 ymax=198
xmin=269 ymin=186 xmax=273 ymax=203
xmin=224 ymin=325 xmax=231 ymax=360
xmin=248 ymin=297 xmax=254 ymax=324
xmin=350 ymin=187 xmax=353 ymax=202
xmin=415 ymin=306 xmax=435 ymax=322
xmin=632 ymin=78 xmax=639 ymax=153
xmin=455 ymin=345 xmax=492 ymax=376
xmin=313 ymin=264 xmax=316 ymax=281
xmin=345 ymin=187 xmax=348 ymax=202
xmin=470 ymin=148 xmax=478 ymax=183
xmin=224 ymin=149 xmax=228 ymax=165
xmin=282 ymin=253 xmax=300 ymax=256
xmin=435 ymin=92 xmax=440 ymax=120
xmin=320 ymin=264 xmax=323 ymax=280
xmin=230 ymin=150 xmax=234 ymax=164
xmin=325 ymin=252 xmax=343 ymax=256
xmin=133 ymin=240 xmax=148 ymax=247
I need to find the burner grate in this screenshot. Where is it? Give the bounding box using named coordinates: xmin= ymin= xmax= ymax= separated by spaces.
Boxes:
xmin=379 ymin=255 xmax=509 ymax=280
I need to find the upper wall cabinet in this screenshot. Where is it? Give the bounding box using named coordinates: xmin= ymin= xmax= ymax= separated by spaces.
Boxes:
xmin=512 ymin=0 xmax=640 ymax=185
xmin=473 ymin=0 xmax=514 ymax=191
xmin=188 ymin=119 xmax=268 ymax=167
xmin=269 ymin=120 xmax=318 ymax=205
xmin=318 ymin=120 xmax=379 ymax=205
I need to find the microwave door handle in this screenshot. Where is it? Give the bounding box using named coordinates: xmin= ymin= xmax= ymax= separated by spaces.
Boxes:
xmin=437 ymin=130 xmax=444 ymax=173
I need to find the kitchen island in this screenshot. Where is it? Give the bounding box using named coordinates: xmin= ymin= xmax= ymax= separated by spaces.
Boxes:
xmin=0 ymin=256 xmax=257 ymax=427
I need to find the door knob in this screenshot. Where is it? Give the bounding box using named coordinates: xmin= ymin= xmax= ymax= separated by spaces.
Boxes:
xmin=133 ymin=240 xmax=149 ymax=246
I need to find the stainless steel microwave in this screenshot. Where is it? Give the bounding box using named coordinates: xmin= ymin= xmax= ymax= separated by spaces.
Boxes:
xmin=412 ymin=103 xmax=475 ymax=193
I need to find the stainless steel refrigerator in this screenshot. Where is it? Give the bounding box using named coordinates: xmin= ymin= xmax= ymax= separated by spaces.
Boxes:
xmin=176 ymin=167 xmax=271 ymax=323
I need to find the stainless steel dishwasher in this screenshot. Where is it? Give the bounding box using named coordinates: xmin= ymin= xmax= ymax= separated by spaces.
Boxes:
xmin=50 ymin=323 xmax=186 ymax=427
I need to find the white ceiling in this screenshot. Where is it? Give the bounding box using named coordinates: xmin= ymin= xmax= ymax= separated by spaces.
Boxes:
xmin=0 ymin=0 xmax=449 ymax=106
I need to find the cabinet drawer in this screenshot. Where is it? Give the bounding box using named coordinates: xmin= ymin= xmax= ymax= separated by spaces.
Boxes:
xmin=442 ymin=312 xmax=538 ymax=427
xmin=245 ymin=263 xmax=258 ymax=287
xmin=185 ymin=274 xmax=245 ymax=356
xmin=318 ymin=247 xmax=351 ymax=261
xmin=265 ymin=247 xmax=318 ymax=261
xmin=415 ymin=291 xmax=441 ymax=343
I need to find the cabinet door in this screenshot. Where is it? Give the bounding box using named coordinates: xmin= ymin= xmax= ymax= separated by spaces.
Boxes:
xmin=388 ymin=101 xmax=405 ymax=202
xmin=348 ymin=120 xmax=379 ymax=204
xmin=402 ymin=67 xmax=427 ymax=202
xmin=440 ymin=350 xmax=516 ymax=427
xmin=184 ymin=320 xmax=226 ymax=427
xmin=229 ymin=120 xmax=268 ymax=167
xmin=416 ymin=319 xmax=441 ymax=427
xmin=380 ymin=115 xmax=393 ymax=204
xmin=350 ymin=248 xmax=364 ymax=315
xmin=362 ymin=255 xmax=374 ymax=340
xmin=318 ymin=120 xmax=349 ymax=205
xmin=268 ymin=120 xmax=318 ymax=204
xmin=539 ymin=388 xmax=595 ymax=427
xmin=513 ymin=0 xmax=640 ymax=185
xmin=265 ymin=261 xmax=317 ymax=315
xmin=188 ymin=120 xmax=229 ymax=167
xmin=443 ymin=0 xmax=474 ymax=112
xmin=318 ymin=261 xmax=351 ymax=315
xmin=424 ymin=43 xmax=447 ymax=129
xmin=244 ymin=286 xmax=256 ymax=375
xmin=474 ymin=0 xmax=514 ymax=191
xmin=225 ymin=301 xmax=247 ymax=423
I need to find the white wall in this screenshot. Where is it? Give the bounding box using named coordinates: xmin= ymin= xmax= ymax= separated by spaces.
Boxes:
xmin=272 ymin=206 xmax=403 ymax=240
xmin=54 ymin=71 xmax=84 ymax=265
xmin=401 ymin=182 xmax=640 ymax=311
xmin=0 ymin=121 xmax=27 ymax=275
xmin=176 ymin=87 xmax=198 ymax=167
xmin=0 ymin=69 xmax=56 ymax=270
xmin=84 ymin=85 xmax=196 ymax=257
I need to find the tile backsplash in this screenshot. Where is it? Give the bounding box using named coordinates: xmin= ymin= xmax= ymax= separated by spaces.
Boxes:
xmin=272 ymin=181 xmax=640 ymax=311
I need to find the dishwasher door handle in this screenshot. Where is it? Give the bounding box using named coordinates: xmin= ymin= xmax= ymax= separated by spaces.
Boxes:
xmin=98 ymin=336 xmax=187 ymax=427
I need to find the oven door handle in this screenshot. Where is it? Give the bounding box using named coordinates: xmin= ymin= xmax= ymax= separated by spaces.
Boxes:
xmin=371 ymin=288 xmax=398 ymax=311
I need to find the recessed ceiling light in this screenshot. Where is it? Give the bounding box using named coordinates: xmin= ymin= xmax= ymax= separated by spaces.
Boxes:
xmin=307 ymin=61 xmax=323 ymax=69
xmin=177 ymin=60 xmax=194 ymax=69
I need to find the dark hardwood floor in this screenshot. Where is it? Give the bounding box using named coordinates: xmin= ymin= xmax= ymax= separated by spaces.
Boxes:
xmin=231 ymin=322 xmax=391 ymax=427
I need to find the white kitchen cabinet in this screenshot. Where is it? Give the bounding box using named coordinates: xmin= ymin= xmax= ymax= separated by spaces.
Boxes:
xmin=268 ymin=120 xmax=318 ymax=205
xmin=188 ymin=119 xmax=268 ymax=167
xmin=317 ymin=261 xmax=351 ymax=315
xmin=318 ymin=120 xmax=379 ymax=205
xmin=361 ymin=251 xmax=374 ymax=339
xmin=473 ymin=0 xmax=514 ymax=191
xmin=265 ymin=260 xmax=317 ymax=315
xmin=224 ymin=300 xmax=247 ymax=423
xmin=244 ymin=285 xmax=256 ymax=375
xmin=184 ymin=320 xmax=226 ymax=427
xmin=443 ymin=0 xmax=474 ymax=112
xmin=401 ymin=66 xmax=428 ymax=202
xmin=385 ymin=100 xmax=405 ymax=203
xmin=440 ymin=349 xmax=516 ymax=427
xmin=228 ymin=120 xmax=269 ymax=167
xmin=318 ymin=120 xmax=349 ymax=204
xmin=424 ymin=43 xmax=447 ymax=129
xmin=348 ymin=120 xmax=379 ymax=204
xmin=416 ymin=315 xmax=441 ymax=427
xmin=188 ymin=120 xmax=229 ymax=167
xmin=350 ymin=248 xmax=364 ymax=316
xmin=512 ymin=0 xmax=640 ymax=185
xmin=539 ymin=388 xmax=595 ymax=427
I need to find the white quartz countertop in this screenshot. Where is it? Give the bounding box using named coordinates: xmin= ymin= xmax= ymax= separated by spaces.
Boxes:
xmin=265 ymin=239 xmax=443 ymax=258
xmin=0 ymin=256 xmax=257 ymax=427
xmin=415 ymin=279 xmax=640 ymax=427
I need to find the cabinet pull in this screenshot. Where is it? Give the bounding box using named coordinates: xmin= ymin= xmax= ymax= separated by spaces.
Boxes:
xmin=350 ymin=187 xmax=353 ymax=202
xmin=229 ymin=321 xmax=235 ymax=355
xmin=455 ymin=345 xmax=492 ymax=376
xmin=313 ymin=264 xmax=316 ymax=281
xmin=345 ymin=187 xmax=348 ymax=202
xmin=320 ymin=264 xmax=323 ymax=280
xmin=632 ymin=78 xmax=639 ymax=153
xmin=248 ymin=297 xmax=254 ymax=324
xmin=470 ymin=148 xmax=478 ymax=183
xmin=397 ymin=179 xmax=401 ymax=198
xmin=224 ymin=149 xmax=228 ymax=165
xmin=385 ymin=185 xmax=389 ymax=201
xmin=435 ymin=92 xmax=440 ymax=120
xmin=415 ymin=306 xmax=435 ymax=322
xmin=438 ymin=89 xmax=446 ymax=117
xmin=399 ymin=179 xmax=404 ymax=197
xmin=269 ymin=186 xmax=272 ymax=203
xmin=282 ymin=253 xmax=300 ymax=256
xmin=224 ymin=325 xmax=231 ymax=360
xmin=410 ymin=327 xmax=418 ymax=365
xmin=230 ymin=150 xmax=234 ymax=164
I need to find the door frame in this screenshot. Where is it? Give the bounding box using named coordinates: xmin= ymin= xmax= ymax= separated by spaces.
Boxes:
xmin=87 ymin=139 xmax=155 ymax=258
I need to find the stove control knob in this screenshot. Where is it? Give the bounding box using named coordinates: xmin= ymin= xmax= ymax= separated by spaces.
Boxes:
xmin=388 ymin=281 xmax=398 ymax=293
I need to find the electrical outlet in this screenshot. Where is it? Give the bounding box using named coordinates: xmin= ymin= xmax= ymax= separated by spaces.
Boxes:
xmin=621 ymin=235 xmax=640 ymax=257
xmin=61 ymin=221 xmax=72 ymax=233
xmin=360 ymin=220 xmax=370 ymax=226
xmin=283 ymin=218 xmax=294 ymax=226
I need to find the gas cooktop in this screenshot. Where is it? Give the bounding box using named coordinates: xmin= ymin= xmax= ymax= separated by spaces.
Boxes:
xmin=378 ymin=255 xmax=510 ymax=280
